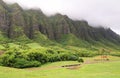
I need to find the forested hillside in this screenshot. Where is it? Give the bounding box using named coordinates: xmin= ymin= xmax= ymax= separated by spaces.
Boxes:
xmin=0 ymin=0 xmax=120 ymax=68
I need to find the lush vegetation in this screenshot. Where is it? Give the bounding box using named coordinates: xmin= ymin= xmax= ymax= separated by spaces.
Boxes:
xmin=0 ymin=42 xmax=119 ymax=68
xmin=0 ymin=43 xmax=82 ymax=68
xmin=0 ymin=0 xmax=120 ymax=69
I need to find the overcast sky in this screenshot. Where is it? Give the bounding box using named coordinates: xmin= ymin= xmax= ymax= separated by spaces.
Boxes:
xmin=3 ymin=0 xmax=120 ymax=35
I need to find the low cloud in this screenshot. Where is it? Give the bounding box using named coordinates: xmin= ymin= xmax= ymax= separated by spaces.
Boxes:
xmin=3 ymin=0 xmax=120 ymax=34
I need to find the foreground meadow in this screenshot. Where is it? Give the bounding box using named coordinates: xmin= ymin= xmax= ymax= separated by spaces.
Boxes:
xmin=0 ymin=56 xmax=119 ymax=78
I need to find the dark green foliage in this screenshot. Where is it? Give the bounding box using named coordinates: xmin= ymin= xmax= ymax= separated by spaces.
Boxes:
xmin=27 ymin=52 xmax=48 ymax=63
xmin=0 ymin=48 xmax=79 ymax=68
xmin=76 ymin=50 xmax=97 ymax=57
xmin=68 ymin=54 xmax=79 ymax=61
xmin=46 ymin=48 xmax=79 ymax=62
xmin=13 ymin=58 xmax=41 ymax=68
xmin=0 ymin=53 xmax=16 ymax=67
xmin=0 ymin=49 xmax=41 ymax=68
xmin=78 ymin=58 xmax=84 ymax=63
xmin=59 ymin=53 xmax=78 ymax=61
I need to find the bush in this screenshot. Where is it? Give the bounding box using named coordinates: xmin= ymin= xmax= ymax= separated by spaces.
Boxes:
xmin=0 ymin=47 xmax=83 ymax=68
xmin=0 ymin=53 xmax=41 ymax=68
xmin=78 ymin=57 xmax=84 ymax=63
xmin=76 ymin=50 xmax=97 ymax=57
xmin=0 ymin=54 xmax=16 ymax=67
xmin=27 ymin=52 xmax=48 ymax=63
xmin=48 ymin=55 xmax=61 ymax=62
xmin=13 ymin=58 xmax=41 ymax=68
xmin=58 ymin=53 xmax=79 ymax=61
xmin=47 ymin=52 xmax=78 ymax=62
xmin=68 ymin=54 xmax=78 ymax=61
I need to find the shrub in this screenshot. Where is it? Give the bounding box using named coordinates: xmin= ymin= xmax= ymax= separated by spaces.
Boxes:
xmin=68 ymin=55 xmax=78 ymax=61
xmin=13 ymin=58 xmax=41 ymax=68
xmin=48 ymin=54 xmax=61 ymax=62
xmin=59 ymin=53 xmax=69 ymax=61
xmin=0 ymin=47 xmax=84 ymax=68
xmin=27 ymin=52 xmax=48 ymax=63
xmin=47 ymin=52 xmax=78 ymax=62
xmin=0 ymin=54 xmax=16 ymax=67
xmin=0 ymin=50 xmax=41 ymax=68
xmin=78 ymin=57 xmax=84 ymax=63
xmin=76 ymin=50 xmax=97 ymax=57
xmin=58 ymin=53 xmax=79 ymax=61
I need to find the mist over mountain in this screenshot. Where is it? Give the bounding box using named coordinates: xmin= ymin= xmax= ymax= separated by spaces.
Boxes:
xmin=3 ymin=0 xmax=120 ymax=35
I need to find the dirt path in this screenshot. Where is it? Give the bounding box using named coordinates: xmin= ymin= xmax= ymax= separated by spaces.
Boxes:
xmin=0 ymin=51 xmax=4 ymax=55
xmin=26 ymin=65 xmax=61 ymax=71
xmin=84 ymin=60 xmax=120 ymax=64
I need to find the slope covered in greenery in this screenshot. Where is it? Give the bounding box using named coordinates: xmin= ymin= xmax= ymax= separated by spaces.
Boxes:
xmin=0 ymin=0 xmax=120 ymax=68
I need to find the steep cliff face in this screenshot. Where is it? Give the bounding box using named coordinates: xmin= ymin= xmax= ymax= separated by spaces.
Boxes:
xmin=7 ymin=3 xmax=26 ymax=39
xmin=0 ymin=0 xmax=120 ymax=46
xmin=0 ymin=0 xmax=9 ymax=36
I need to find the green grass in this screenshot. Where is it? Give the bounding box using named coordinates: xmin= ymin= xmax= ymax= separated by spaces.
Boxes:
xmin=0 ymin=45 xmax=5 ymax=50
xmin=27 ymin=43 xmax=42 ymax=48
xmin=0 ymin=56 xmax=120 ymax=78
xmin=59 ymin=34 xmax=90 ymax=47
xmin=8 ymin=43 xmax=19 ymax=48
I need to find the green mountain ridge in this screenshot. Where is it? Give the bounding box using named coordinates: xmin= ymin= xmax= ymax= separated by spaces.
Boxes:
xmin=0 ymin=0 xmax=120 ymax=50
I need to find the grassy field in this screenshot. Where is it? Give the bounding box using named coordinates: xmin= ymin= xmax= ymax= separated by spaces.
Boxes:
xmin=0 ymin=56 xmax=120 ymax=78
